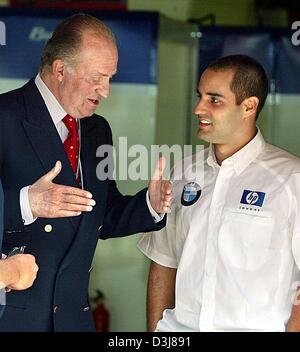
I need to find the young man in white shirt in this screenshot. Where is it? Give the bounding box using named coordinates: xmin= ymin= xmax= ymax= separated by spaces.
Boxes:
xmin=138 ymin=54 xmax=300 ymax=332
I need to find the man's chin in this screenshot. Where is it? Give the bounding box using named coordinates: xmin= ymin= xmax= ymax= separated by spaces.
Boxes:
xmin=197 ymin=130 xmax=212 ymax=143
xmin=76 ymin=110 xmax=97 ymax=119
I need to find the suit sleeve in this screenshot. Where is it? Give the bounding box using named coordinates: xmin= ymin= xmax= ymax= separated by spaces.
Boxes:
xmin=99 ymin=121 xmax=166 ymax=239
xmin=0 ymin=105 xmax=27 ymax=235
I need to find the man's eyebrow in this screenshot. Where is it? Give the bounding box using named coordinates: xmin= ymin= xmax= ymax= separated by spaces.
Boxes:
xmin=206 ymin=92 xmax=225 ymax=98
xmin=97 ymin=71 xmax=118 ymax=77
xmin=196 ymin=90 xmax=225 ymax=98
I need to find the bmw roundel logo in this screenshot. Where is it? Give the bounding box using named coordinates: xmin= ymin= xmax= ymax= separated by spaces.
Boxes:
xmin=181 ymin=182 xmax=201 ymax=206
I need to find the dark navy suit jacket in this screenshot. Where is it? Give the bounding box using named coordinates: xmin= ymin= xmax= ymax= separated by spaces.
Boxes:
xmin=0 ymin=79 xmax=165 ymax=331
xmin=0 ymin=182 xmax=3 ymax=251
xmin=0 ymin=182 xmax=4 ymax=318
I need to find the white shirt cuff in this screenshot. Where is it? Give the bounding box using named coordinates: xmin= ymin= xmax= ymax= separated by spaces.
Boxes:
xmin=146 ymin=190 xmax=165 ymax=223
xmin=20 ymin=186 xmax=37 ymax=225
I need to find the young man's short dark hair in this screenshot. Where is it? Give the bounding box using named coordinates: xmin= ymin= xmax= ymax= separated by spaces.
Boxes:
xmin=207 ymin=54 xmax=269 ymax=119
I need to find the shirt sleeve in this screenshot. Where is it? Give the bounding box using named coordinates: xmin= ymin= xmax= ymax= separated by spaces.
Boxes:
xmin=20 ymin=186 xmax=37 ymax=225
xmin=146 ymin=190 xmax=165 ymax=223
xmin=138 ymin=195 xmax=179 ymax=269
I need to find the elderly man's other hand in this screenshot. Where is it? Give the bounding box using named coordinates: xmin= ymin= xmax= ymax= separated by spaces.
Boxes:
xmin=28 ymin=161 xmax=96 ymax=218
xmin=148 ymin=157 xmax=172 ymax=214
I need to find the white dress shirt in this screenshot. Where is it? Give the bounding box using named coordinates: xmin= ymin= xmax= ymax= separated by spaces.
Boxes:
xmin=20 ymin=74 xmax=162 ymax=225
xmin=138 ymin=130 xmax=300 ymax=332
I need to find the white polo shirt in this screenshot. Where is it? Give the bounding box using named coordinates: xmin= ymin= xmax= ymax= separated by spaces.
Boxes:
xmin=138 ymin=130 xmax=300 ymax=332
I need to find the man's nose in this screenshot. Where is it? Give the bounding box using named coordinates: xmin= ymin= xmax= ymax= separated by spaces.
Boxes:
xmin=194 ymin=97 xmax=208 ymax=115
xmin=97 ymin=79 xmax=110 ymax=99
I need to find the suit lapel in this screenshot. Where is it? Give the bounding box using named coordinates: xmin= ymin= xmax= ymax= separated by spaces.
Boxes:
xmin=21 ymin=80 xmax=80 ymax=229
xmin=79 ymin=117 xmax=99 ymax=195
xmin=80 ymin=116 xmax=107 ymax=227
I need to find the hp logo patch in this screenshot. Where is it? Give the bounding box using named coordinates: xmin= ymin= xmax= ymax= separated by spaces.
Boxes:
xmin=181 ymin=182 xmax=201 ymax=206
xmin=240 ymin=189 xmax=265 ymax=207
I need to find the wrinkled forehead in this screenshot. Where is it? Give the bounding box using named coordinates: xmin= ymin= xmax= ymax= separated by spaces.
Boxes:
xmin=76 ymin=32 xmax=118 ymax=60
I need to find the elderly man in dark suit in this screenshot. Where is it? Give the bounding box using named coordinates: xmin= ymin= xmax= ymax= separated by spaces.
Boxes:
xmin=0 ymin=13 xmax=171 ymax=331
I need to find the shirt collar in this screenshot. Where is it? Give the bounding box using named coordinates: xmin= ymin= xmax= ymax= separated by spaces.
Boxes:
xmin=34 ymin=73 xmax=67 ymax=126
xmin=206 ymin=129 xmax=266 ymax=175
xmin=207 ymin=144 xmax=219 ymax=169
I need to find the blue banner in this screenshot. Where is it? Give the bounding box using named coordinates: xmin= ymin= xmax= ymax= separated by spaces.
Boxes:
xmin=0 ymin=9 xmax=158 ymax=84
xmin=197 ymin=27 xmax=300 ymax=94
xmin=197 ymin=27 xmax=274 ymax=88
xmin=277 ymin=36 xmax=300 ymax=94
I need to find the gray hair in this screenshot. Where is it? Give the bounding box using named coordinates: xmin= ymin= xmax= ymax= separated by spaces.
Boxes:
xmin=40 ymin=13 xmax=116 ymax=73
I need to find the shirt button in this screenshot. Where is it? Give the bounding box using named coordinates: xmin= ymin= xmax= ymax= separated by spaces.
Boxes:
xmin=44 ymin=224 xmax=52 ymax=233
xmin=205 ymin=270 xmax=212 ymax=277
xmin=83 ymin=306 xmax=90 ymax=312
xmin=53 ymin=305 xmax=58 ymax=313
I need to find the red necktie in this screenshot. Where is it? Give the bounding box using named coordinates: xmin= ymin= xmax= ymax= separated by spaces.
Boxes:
xmin=63 ymin=114 xmax=79 ymax=179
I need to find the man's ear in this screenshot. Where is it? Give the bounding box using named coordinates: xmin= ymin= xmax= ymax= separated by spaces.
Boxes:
xmin=52 ymin=59 xmax=65 ymax=83
xmin=242 ymin=96 xmax=259 ymax=119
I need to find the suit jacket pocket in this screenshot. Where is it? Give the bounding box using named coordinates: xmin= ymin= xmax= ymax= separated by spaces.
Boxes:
xmin=1 ymin=231 xmax=32 ymax=255
xmin=4 ymin=289 xmax=31 ymax=309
